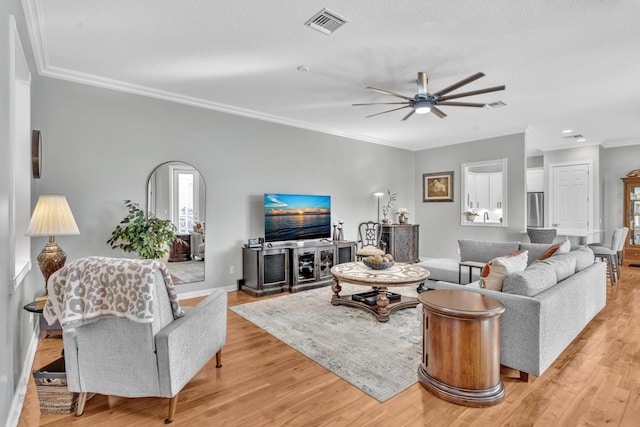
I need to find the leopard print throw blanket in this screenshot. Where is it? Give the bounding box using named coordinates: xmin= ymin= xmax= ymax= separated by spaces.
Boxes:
xmin=43 ymin=257 xmax=185 ymax=327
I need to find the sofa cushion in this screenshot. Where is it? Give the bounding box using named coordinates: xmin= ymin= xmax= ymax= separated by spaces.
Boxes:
xmin=539 ymin=253 xmax=577 ymax=282
xmin=416 ymin=258 xmax=460 ymax=283
xmin=502 ymin=261 xmax=558 ymax=297
xmin=519 ymin=242 xmax=555 ymax=265
xmin=458 ymin=240 xmax=521 ymax=264
xmin=480 ymin=250 xmax=528 ymax=291
xmin=538 ymin=240 xmax=570 ymax=260
xmin=571 ymin=246 xmax=596 ymax=271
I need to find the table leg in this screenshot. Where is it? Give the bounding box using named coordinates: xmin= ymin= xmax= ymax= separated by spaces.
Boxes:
xmin=376 ymin=287 xmax=390 ymax=316
xmin=331 ymin=278 xmax=342 ymax=296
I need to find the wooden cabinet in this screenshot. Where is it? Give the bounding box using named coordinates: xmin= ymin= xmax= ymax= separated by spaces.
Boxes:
xmin=241 ymin=240 xmax=356 ymax=296
xmin=381 ymin=224 xmax=419 ymax=263
xmin=622 ymin=176 xmax=640 ymax=265
xmin=489 ymin=173 xmax=502 ymax=209
xmin=527 ymin=168 xmax=544 ymax=193
xmin=418 ymin=290 xmax=505 ymax=407
xmin=467 ymin=173 xmax=501 ymax=210
xmin=241 ymin=247 xmax=289 ymax=297
xmin=291 ymin=243 xmax=337 ymax=292
xmin=168 ymin=233 xmax=191 ymax=262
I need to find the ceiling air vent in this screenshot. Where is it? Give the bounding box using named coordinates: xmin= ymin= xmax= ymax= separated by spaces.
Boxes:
xmin=563 ymin=134 xmax=584 ymax=139
xmin=304 ymin=8 xmax=349 ymax=35
xmin=486 ymin=101 xmax=506 ymax=109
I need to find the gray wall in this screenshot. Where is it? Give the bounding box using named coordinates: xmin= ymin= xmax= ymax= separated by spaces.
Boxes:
xmin=32 ymin=77 xmax=416 ymax=296
xmin=2 ymin=1 xmax=42 ymax=424
xmin=414 ymin=133 xmax=527 ymax=259
xmin=601 ymin=145 xmax=640 ymax=242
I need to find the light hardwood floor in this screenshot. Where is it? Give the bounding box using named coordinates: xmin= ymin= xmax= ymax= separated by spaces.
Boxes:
xmin=18 ymin=265 xmax=640 ymax=426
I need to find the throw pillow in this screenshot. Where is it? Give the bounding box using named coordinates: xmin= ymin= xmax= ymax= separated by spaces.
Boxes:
xmin=480 ymin=250 xmax=528 ymax=291
xmin=538 ymin=240 xmax=570 ymax=260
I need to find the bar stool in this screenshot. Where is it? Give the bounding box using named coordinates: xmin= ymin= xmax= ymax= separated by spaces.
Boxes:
xmin=589 ymin=227 xmax=629 ymax=285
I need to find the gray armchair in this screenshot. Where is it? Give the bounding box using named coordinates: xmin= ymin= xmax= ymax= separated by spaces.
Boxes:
xmin=191 ymin=231 xmax=205 ymax=260
xmin=46 ymin=257 xmax=226 ymax=423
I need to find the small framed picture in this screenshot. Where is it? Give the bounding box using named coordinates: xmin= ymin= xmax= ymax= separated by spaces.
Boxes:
xmin=423 ymin=171 xmax=454 ymax=202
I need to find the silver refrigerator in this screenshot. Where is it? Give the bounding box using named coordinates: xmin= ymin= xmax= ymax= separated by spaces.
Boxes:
xmin=527 ymin=192 xmax=544 ymax=227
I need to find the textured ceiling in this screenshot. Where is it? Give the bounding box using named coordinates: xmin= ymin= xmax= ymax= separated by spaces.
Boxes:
xmin=22 ymin=0 xmax=640 ymax=154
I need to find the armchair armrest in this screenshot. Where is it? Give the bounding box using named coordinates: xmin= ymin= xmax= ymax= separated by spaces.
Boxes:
xmin=155 ymin=289 xmax=227 ymax=396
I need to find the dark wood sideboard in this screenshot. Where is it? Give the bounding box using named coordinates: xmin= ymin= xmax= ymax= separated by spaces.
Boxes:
xmin=381 ymin=224 xmax=419 ymax=263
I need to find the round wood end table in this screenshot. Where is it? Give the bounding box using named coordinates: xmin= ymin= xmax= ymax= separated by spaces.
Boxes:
xmin=330 ymin=262 xmax=429 ymax=322
xmin=417 ymin=289 xmax=506 ymax=407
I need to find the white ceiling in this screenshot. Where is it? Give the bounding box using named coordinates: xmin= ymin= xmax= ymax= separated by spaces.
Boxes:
xmin=22 ymin=0 xmax=640 ymax=154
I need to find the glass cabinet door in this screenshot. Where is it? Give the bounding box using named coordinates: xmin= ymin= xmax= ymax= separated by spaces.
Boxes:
xmin=630 ymin=184 xmax=640 ymax=246
xmin=297 ymin=250 xmax=316 ymax=282
xmin=318 ymin=248 xmax=335 ymax=280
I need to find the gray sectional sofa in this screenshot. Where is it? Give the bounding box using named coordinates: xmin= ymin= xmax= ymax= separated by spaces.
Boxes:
xmin=417 ymin=240 xmax=607 ymax=379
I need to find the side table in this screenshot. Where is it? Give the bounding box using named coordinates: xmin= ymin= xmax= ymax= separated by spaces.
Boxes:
xmin=418 ymin=289 xmax=505 ymax=407
xmin=23 ymin=301 xmax=62 ymax=339
xmin=458 ymin=260 xmax=485 ymax=284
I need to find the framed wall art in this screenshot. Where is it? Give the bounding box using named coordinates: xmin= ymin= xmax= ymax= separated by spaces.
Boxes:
xmin=423 ymin=171 xmax=454 ymax=202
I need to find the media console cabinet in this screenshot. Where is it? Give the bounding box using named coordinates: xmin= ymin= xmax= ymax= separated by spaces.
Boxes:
xmin=241 ymin=240 xmax=356 ymax=297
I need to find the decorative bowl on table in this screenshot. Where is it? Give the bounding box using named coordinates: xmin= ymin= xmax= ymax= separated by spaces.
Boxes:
xmin=363 ymin=256 xmax=394 ymax=270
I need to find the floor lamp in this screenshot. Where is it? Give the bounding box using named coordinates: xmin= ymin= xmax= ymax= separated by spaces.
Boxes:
xmin=26 ymin=195 xmax=80 ymax=296
xmin=373 ymin=192 xmax=384 ymax=223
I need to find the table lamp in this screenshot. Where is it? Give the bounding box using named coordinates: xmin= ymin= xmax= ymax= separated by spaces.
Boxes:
xmin=26 ymin=195 xmax=80 ymax=294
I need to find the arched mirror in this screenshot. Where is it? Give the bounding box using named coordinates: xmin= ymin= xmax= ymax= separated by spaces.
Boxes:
xmin=461 ymin=158 xmax=507 ymax=227
xmin=147 ymin=161 xmax=205 ymax=284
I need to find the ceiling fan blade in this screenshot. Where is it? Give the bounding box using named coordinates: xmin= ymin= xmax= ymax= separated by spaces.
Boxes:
xmin=367 ymin=86 xmax=413 ymax=101
xmin=401 ymin=110 xmax=416 ymax=121
xmin=437 ymin=101 xmax=486 ymax=108
xmin=431 ymin=106 xmax=447 ymax=119
xmin=352 ymin=102 xmax=410 ymax=106
xmin=433 ymin=72 xmax=485 ymax=97
xmin=365 ymin=105 xmax=411 ymax=118
xmin=417 ymin=72 xmax=428 ymax=96
xmin=438 ymin=85 xmax=506 ymax=101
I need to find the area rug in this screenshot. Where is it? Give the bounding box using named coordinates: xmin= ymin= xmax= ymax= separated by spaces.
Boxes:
xmin=230 ymin=284 xmax=422 ymax=402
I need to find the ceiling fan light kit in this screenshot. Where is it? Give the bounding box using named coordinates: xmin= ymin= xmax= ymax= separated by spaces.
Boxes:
xmin=354 ymin=72 xmax=505 ymax=120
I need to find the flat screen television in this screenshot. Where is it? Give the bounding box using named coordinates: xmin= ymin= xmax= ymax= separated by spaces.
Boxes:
xmin=264 ymin=193 xmax=331 ymax=242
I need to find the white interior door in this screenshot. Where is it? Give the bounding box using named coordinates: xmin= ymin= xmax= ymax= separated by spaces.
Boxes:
xmin=550 ymin=162 xmax=591 ymax=235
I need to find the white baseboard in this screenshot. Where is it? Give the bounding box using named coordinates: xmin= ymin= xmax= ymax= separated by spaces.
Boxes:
xmin=5 ymin=331 xmax=38 ymax=427
xmin=177 ymin=285 xmax=236 ymax=301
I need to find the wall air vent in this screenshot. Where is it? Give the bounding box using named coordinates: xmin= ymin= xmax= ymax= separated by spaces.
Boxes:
xmin=304 ymin=8 xmax=349 ymax=35
xmin=485 ymin=101 xmax=506 ymax=109
xmin=563 ymin=134 xmax=584 ymax=139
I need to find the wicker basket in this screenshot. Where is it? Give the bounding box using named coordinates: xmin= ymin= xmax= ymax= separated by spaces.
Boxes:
xmin=32 ymin=358 xmax=79 ymax=414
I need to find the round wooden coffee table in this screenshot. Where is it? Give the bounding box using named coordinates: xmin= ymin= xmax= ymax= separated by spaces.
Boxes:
xmin=330 ymin=262 xmax=429 ymax=322
xmin=418 ymin=289 xmax=505 ymax=407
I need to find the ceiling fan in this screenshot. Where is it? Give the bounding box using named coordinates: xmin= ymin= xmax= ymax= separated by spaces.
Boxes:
xmin=353 ymin=72 xmax=505 ymax=121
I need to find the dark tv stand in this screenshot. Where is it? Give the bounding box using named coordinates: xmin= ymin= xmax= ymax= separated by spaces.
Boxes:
xmin=241 ymin=240 xmax=356 ymax=296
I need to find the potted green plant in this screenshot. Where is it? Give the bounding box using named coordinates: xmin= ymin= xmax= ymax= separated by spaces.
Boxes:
xmin=464 ymin=210 xmax=479 ymax=222
xmin=107 ymin=200 xmax=179 ymax=259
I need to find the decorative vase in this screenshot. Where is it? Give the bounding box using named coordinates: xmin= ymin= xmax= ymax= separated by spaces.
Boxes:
xmin=399 ymin=214 xmax=406 ymax=224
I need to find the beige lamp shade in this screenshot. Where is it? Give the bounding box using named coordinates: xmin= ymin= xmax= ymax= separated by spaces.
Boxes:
xmin=26 ymin=195 xmax=80 ymax=236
